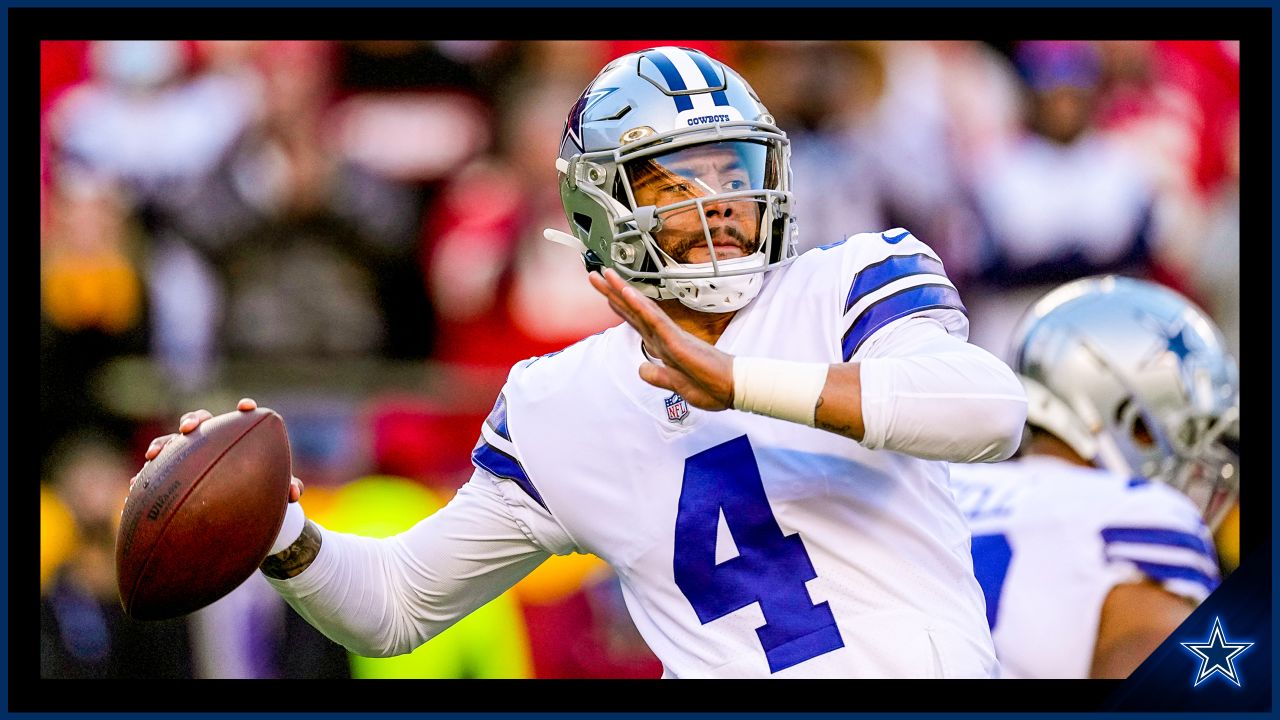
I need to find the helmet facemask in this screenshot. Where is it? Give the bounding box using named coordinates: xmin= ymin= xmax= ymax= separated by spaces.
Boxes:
xmin=565 ymin=124 xmax=797 ymax=313
xmin=1112 ymin=401 xmax=1240 ymax=530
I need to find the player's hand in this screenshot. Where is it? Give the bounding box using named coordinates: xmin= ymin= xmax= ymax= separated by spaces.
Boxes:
xmin=134 ymin=398 xmax=305 ymax=503
xmin=589 ymin=268 xmax=735 ymax=411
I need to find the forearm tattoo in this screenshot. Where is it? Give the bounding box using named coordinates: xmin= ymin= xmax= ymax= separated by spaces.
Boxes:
xmin=260 ymin=519 xmax=323 ymax=579
xmin=814 ymin=395 xmax=856 ymax=436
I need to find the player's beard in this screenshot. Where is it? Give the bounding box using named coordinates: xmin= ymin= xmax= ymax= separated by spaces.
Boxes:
xmin=665 ymin=222 xmax=759 ymax=264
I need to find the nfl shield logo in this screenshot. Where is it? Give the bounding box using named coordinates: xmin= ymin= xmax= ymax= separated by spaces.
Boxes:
xmin=664 ymin=393 xmax=690 ymax=423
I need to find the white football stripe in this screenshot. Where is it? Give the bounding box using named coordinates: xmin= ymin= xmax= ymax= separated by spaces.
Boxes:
xmin=1163 ymin=578 xmax=1215 ymax=602
xmin=480 ymin=422 xmax=519 ymax=459
xmin=658 ymin=47 xmax=710 ymax=90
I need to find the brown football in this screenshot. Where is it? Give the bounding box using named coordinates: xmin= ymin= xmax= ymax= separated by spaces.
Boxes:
xmin=116 ymin=408 xmax=292 ymax=621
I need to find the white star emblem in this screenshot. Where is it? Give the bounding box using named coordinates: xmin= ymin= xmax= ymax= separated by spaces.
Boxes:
xmin=1181 ymin=616 xmax=1254 ymax=687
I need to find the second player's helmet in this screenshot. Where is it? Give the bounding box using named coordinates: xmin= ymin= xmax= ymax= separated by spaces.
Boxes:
xmin=552 ymin=46 xmax=797 ymax=313
xmin=1011 ymin=276 xmax=1239 ymax=528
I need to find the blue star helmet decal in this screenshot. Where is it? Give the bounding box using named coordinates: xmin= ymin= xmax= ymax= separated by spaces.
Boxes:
xmin=1164 ymin=322 xmax=1197 ymax=362
xmin=564 ymin=87 xmax=618 ymax=152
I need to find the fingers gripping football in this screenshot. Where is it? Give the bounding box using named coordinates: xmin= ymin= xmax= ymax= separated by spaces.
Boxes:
xmin=134 ymin=398 xmax=303 ymax=502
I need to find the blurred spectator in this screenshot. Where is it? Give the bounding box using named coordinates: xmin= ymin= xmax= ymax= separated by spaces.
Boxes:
xmin=422 ymin=69 xmax=618 ymax=368
xmin=735 ymin=41 xmax=892 ymax=251
xmin=1094 ymin=40 xmax=1240 ymax=319
xmin=184 ymin=42 xmax=425 ymax=362
xmin=1096 ymin=41 xmax=1239 ymax=201
xmin=40 ymin=177 xmax=147 ymax=461
xmin=962 ymin=41 xmax=1160 ymax=356
xmin=319 ymin=41 xmax=503 ymax=358
xmin=734 ymin=41 xmax=991 ymax=261
xmin=43 ymin=40 xmax=261 ymax=392
xmin=331 ymin=41 xmax=491 ymax=187
xmin=40 ymin=432 xmax=194 ymax=678
xmin=46 ymin=41 xmax=257 ymax=203
xmin=40 ymin=177 xmax=142 ymax=337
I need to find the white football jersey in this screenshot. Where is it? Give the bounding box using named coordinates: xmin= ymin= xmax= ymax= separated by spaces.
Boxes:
xmin=948 ymin=455 xmax=1220 ymax=679
xmin=473 ymin=230 xmax=996 ymax=678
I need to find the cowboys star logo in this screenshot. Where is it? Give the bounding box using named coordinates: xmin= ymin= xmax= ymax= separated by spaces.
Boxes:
xmin=564 ymin=87 xmax=618 ymax=152
xmin=1180 ymin=616 xmax=1255 ymax=687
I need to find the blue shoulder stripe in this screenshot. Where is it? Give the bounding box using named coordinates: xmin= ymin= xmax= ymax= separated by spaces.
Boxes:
xmin=1101 ymin=527 xmax=1215 ymax=558
xmin=485 ymin=393 xmax=511 ymax=441
xmin=841 ymin=284 xmax=966 ymax=360
xmin=644 ymin=51 xmax=694 ymax=112
xmin=471 ymin=440 xmax=548 ymax=511
xmin=685 ymin=50 xmax=730 ymax=106
xmin=845 ymin=253 xmax=947 ymax=313
xmin=1126 ymin=559 xmax=1220 ymax=594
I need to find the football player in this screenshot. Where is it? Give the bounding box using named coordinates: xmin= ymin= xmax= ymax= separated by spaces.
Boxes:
xmin=143 ymin=47 xmax=1027 ymax=678
xmin=949 ymin=276 xmax=1238 ymax=678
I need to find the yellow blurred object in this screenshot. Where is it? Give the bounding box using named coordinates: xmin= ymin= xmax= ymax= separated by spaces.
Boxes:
xmin=319 ymin=475 xmax=534 ymax=678
xmin=293 ymin=484 xmax=340 ymax=528
xmin=1214 ymin=502 xmax=1239 ymax=573
xmin=40 ymin=486 xmax=79 ymax=590
xmin=513 ymin=551 xmax=609 ymax=605
xmin=41 ymin=253 xmax=142 ymax=334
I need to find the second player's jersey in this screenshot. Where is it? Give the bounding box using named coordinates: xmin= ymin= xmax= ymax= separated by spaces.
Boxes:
xmin=472 ymin=229 xmax=997 ymax=678
xmin=948 ymin=455 xmax=1220 ymax=679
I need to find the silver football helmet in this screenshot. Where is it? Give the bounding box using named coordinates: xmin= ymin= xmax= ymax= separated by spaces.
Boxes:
xmin=548 ymin=46 xmax=798 ymax=313
xmin=1011 ymin=276 xmax=1239 ymax=529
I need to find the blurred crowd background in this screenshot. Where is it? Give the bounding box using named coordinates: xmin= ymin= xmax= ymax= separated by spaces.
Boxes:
xmin=38 ymin=39 xmax=1240 ymax=679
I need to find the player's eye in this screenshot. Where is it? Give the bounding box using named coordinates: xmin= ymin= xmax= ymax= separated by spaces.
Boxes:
xmin=725 ymin=179 xmax=746 ymax=191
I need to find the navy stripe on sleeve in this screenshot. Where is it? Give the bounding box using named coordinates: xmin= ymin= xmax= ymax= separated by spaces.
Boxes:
xmin=1101 ymin=526 xmax=1215 ymax=558
xmin=844 ymin=253 xmax=948 ymax=313
xmin=472 ymin=440 xmax=548 ymax=511
xmin=1126 ymin=560 xmax=1220 ymax=594
xmin=841 ymin=284 xmax=967 ymax=360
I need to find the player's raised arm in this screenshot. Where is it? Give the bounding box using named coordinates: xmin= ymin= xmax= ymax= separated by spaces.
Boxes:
xmin=591 ymin=266 xmax=1026 ymax=463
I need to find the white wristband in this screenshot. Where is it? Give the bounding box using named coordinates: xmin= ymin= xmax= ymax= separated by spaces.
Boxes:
xmin=731 ymin=357 xmax=830 ymax=427
xmin=269 ymin=501 xmax=307 ymax=556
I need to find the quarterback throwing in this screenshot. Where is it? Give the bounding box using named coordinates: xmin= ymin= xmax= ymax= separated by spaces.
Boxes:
xmin=142 ymin=47 xmax=1027 ymax=678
